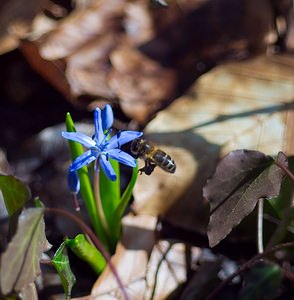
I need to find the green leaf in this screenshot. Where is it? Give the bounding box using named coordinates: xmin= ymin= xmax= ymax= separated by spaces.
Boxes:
xmin=65 ymin=113 xmax=108 ymax=246
xmin=204 ymin=150 xmax=287 ymax=247
xmin=99 ymin=158 xmax=120 ymax=224
xmin=0 ymin=208 xmax=51 ymax=295
xmin=0 ymin=175 xmax=31 ymax=216
xmin=52 ymin=241 xmax=76 ymax=300
xmin=111 ymin=165 xmax=138 ymax=241
xmin=66 ymin=234 xmax=106 ymax=274
xmin=239 ymin=261 xmax=282 ymax=300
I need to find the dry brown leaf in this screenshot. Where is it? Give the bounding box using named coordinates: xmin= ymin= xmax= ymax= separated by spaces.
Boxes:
xmin=109 ymin=46 xmax=177 ymax=123
xmin=66 ymin=33 xmax=119 ymax=97
xmin=15 ymin=0 xmax=293 ymax=125
xmin=19 ymin=41 xmax=71 ymax=99
xmin=0 ymin=0 xmax=47 ymax=54
xmin=90 ymin=215 xmax=201 ymax=300
xmin=40 ymin=0 xmax=126 ymax=60
xmin=20 ymin=0 xmax=293 ymax=125
xmin=143 ymin=242 xmax=200 ymax=299
xmin=133 ymin=54 xmax=294 ymax=232
xmin=91 ymin=215 xmax=156 ymax=299
xmin=124 ymin=1 xmax=154 ymax=45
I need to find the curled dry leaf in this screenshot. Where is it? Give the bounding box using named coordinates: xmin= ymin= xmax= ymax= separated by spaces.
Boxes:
xmin=40 ymin=0 xmax=126 ymax=60
xmin=20 ymin=40 xmax=71 ymax=99
xmin=66 ymin=33 xmax=119 ymax=98
xmin=124 ymin=1 xmax=154 ymax=45
xmin=0 ymin=0 xmax=47 ymax=54
xmin=109 ymin=46 xmax=177 ymax=123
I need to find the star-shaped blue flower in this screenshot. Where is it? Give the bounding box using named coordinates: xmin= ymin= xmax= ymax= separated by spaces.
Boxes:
xmin=62 ymin=105 xmax=143 ymax=181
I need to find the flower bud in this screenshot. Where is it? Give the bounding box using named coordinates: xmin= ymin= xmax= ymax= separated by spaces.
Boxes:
xmin=68 ymin=170 xmax=80 ymax=194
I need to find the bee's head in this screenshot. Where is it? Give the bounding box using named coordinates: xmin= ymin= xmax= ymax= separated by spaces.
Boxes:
xmin=131 ymin=138 xmax=144 ymax=155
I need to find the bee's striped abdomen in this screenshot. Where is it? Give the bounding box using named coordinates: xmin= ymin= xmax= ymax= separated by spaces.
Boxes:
xmin=153 ymin=150 xmax=176 ymax=173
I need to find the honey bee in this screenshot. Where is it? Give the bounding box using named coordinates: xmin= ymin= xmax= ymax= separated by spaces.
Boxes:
xmin=131 ymin=138 xmax=176 ymax=175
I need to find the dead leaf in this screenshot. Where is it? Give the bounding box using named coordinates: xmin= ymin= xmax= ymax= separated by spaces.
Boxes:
xmin=91 ymin=215 xmax=201 ymax=300
xmin=109 ymin=45 xmax=177 ymax=123
xmin=124 ymin=1 xmax=154 ymax=45
xmin=20 ymin=0 xmax=292 ymax=124
xmin=40 ymin=0 xmax=126 ymax=60
xmin=65 ymin=33 xmax=119 ymax=98
xmin=19 ymin=40 xmax=71 ymax=99
xmin=144 ymin=241 xmax=195 ymax=299
xmin=0 ymin=0 xmax=47 ymax=54
xmin=91 ymin=215 xmax=156 ymax=299
xmin=132 ymin=144 xmax=198 ymax=216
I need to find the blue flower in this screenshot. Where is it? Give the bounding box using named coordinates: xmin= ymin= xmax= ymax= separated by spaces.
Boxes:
xmin=62 ymin=105 xmax=143 ymax=181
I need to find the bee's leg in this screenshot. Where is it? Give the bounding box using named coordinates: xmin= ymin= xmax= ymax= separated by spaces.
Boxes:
xmin=139 ymin=159 xmax=156 ymax=175
xmin=144 ymin=164 xmax=156 ymax=175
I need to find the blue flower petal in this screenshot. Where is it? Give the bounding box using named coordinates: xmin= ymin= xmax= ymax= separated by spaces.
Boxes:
xmin=67 ymin=170 xmax=80 ymax=194
xmin=105 ymin=131 xmax=143 ymax=149
xmin=62 ymin=132 xmax=96 ymax=148
xmin=99 ymin=155 xmax=117 ymax=181
xmin=69 ymin=150 xmax=97 ymax=171
xmin=94 ymin=108 xmax=104 ymax=144
xmin=107 ymin=149 xmax=137 ymax=167
xmin=102 ymin=104 xmax=114 ymax=131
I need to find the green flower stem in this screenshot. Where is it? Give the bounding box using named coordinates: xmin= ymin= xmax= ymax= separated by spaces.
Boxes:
xmin=45 ymin=207 xmax=129 ymax=300
xmin=94 ymin=160 xmax=112 ymax=246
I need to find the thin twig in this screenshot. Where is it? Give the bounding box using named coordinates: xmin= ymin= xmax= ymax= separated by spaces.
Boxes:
xmin=150 ymin=243 xmax=173 ymax=300
xmin=282 ymin=267 xmax=294 ymax=284
xmin=45 ymin=208 xmax=129 ymax=300
xmin=257 ymin=198 xmax=264 ymax=254
xmin=205 ymin=242 xmax=294 ymax=300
